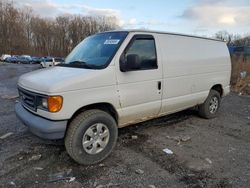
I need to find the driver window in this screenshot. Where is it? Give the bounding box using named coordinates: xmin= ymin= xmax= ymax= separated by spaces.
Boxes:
xmin=124 ymin=36 xmax=158 ymax=70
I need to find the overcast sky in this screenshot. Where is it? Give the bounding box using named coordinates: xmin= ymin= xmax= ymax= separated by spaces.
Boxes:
xmin=15 ymin=0 xmax=250 ymax=36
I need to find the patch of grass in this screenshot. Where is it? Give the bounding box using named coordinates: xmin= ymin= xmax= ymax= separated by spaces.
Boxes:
xmin=231 ymin=55 xmax=250 ymax=95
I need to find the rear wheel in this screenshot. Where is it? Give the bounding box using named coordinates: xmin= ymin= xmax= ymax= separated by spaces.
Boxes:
xmin=65 ymin=109 xmax=118 ymax=165
xmin=198 ymin=89 xmax=221 ymax=119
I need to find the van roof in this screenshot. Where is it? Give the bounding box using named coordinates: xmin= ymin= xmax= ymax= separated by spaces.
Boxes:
xmin=101 ymin=29 xmax=224 ymax=42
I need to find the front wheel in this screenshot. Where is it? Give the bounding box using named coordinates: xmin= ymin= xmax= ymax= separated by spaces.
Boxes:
xmin=198 ymin=90 xmax=221 ymax=119
xmin=65 ymin=109 xmax=118 ymax=165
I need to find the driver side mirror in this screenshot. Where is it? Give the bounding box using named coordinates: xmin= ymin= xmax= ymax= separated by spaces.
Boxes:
xmin=120 ymin=54 xmax=140 ymax=72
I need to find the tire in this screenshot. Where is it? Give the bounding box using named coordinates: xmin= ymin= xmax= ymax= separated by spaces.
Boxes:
xmin=65 ymin=109 xmax=118 ymax=165
xmin=198 ymin=89 xmax=221 ymax=119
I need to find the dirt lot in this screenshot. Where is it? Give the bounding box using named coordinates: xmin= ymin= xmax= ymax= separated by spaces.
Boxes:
xmin=0 ymin=63 xmax=250 ymax=188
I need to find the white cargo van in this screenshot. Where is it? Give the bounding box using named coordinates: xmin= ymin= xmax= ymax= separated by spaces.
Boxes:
xmin=15 ymin=30 xmax=231 ymax=164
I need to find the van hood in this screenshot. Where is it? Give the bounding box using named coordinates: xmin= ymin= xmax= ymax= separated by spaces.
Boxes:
xmin=18 ymin=66 xmax=115 ymax=94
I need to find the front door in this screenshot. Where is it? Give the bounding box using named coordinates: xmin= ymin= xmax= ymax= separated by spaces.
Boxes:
xmin=115 ymin=34 xmax=162 ymax=126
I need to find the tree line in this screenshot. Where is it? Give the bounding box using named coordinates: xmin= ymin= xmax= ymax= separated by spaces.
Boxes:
xmin=0 ymin=1 xmax=119 ymax=57
xmin=1 ymin=1 xmax=249 ymax=57
xmin=214 ymin=30 xmax=250 ymax=46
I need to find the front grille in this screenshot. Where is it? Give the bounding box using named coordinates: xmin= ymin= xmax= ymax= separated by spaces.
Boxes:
xmin=18 ymin=87 xmax=37 ymax=111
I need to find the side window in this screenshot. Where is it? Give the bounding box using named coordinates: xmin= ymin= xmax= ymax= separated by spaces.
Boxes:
xmin=122 ymin=36 xmax=157 ymax=71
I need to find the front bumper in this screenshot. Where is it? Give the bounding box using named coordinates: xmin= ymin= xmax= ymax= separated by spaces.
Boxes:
xmin=15 ymin=102 xmax=67 ymax=139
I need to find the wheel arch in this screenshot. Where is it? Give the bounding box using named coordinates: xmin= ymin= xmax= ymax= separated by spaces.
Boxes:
xmin=211 ymin=84 xmax=223 ymax=97
xmin=68 ymin=102 xmax=119 ymax=127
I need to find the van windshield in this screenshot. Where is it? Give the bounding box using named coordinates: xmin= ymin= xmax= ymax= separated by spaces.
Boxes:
xmin=59 ymin=32 xmax=128 ymax=69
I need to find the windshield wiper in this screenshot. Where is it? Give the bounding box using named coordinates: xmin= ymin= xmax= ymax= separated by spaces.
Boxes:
xmin=57 ymin=60 xmax=95 ymax=69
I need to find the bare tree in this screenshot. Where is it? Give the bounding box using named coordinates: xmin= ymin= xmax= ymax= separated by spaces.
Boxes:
xmin=0 ymin=0 xmax=119 ymax=57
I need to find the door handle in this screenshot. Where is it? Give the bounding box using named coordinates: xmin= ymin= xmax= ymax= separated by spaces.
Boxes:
xmin=157 ymin=81 xmax=161 ymax=90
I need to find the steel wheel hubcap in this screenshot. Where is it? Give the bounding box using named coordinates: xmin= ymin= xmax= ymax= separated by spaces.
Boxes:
xmin=82 ymin=123 xmax=110 ymax=155
xmin=209 ymin=96 xmax=218 ymax=114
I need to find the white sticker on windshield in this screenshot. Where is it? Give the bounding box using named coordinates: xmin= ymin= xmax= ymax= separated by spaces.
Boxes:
xmin=104 ymin=39 xmax=120 ymax=45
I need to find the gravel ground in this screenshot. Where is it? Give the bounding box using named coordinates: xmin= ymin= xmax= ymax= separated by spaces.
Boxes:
xmin=0 ymin=63 xmax=250 ymax=188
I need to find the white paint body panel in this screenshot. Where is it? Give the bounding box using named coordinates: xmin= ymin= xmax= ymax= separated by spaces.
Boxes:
xmin=18 ymin=65 xmax=120 ymax=120
xmin=18 ymin=30 xmax=231 ymax=127
xmin=156 ymin=34 xmax=231 ymax=116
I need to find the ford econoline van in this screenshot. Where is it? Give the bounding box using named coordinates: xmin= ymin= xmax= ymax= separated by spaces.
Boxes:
xmin=15 ymin=30 xmax=231 ymax=164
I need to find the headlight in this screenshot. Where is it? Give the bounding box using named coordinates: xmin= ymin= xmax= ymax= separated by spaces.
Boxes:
xmin=42 ymin=98 xmax=48 ymax=108
xmin=37 ymin=96 xmax=48 ymax=110
xmin=37 ymin=95 xmax=63 ymax=113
